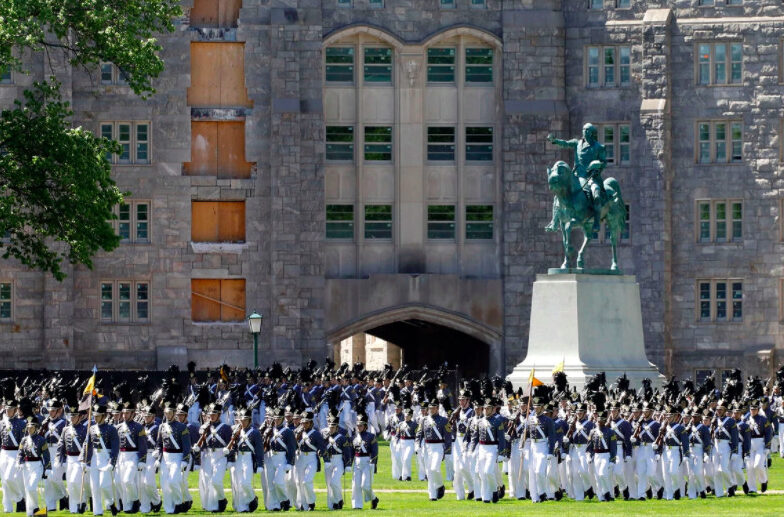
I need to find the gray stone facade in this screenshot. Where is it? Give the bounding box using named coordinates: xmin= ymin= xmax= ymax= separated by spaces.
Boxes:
xmin=1 ymin=0 xmax=783 ymax=380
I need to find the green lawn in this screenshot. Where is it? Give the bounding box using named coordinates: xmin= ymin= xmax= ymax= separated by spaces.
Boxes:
xmin=3 ymin=441 xmax=784 ymax=515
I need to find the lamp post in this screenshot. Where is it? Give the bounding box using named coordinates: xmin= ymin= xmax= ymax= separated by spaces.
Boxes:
xmin=247 ymin=311 xmax=263 ymax=368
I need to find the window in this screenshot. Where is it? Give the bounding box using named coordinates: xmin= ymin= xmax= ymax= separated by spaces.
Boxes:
xmin=100 ymin=281 xmax=149 ymax=323
xmin=188 ymin=42 xmax=251 ymax=107
xmin=428 ymin=205 xmax=456 ymax=239
xmin=326 ymin=126 xmax=354 ymax=161
xmin=586 ymin=46 xmax=631 ymax=88
xmin=470 ymin=0 xmax=487 ymax=7
xmin=589 ymin=0 xmax=603 ymax=8
xmin=191 ymin=279 xmax=245 ymax=322
xmin=699 ymin=0 xmax=715 ymax=4
xmin=466 ymin=206 xmax=493 ymax=239
xmin=364 ymin=126 xmax=392 ymax=161
xmin=99 ymin=62 xmax=128 ymax=86
xmin=368 ymin=0 xmax=384 ymax=7
xmin=616 ymin=0 xmax=630 ymax=7
xmin=427 ymin=127 xmax=456 ymax=161
xmin=337 ymin=0 xmax=352 ymax=6
xmin=364 ymin=48 xmax=392 ymax=83
xmin=0 ymin=65 xmax=12 ymax=84
xmin=365 ymin=205 xmax=392 ymax=239
xmin=100 ymin=122 xmax=150 ymax=164
xmin=326 ymin=205 xmax=354 ymax=239
xmin=184 ymin=121 xmax=252 ymax=179
xmin=0 ymin=282 xmax=11 ymax=320
xmin=440 ymin=0 xmax=455 ymax=8
xmin=465 ymin=48 xmax=493 ymax=83
xmin=697 ymin=42 xmax=742 ymax=85
xmin=696 ymin=199 xmax=742 ymax=243
xmin=466 ymin=127 xmax=493 ymax=161
xmin=325 ymin=47 xmax=354 ymax=83
xmin=598 ymin=123 xmax=631 ymax=165
xmin=427 ymin=48 xmax=456 ymax=83
xmin=696 ymin=121 xmax=742 ymax=163
xmin=112 ymin=201 xmax=150 ymax=243
xmin=191 ymin=201 xmax=245 ymax=243
xmin=697 ymin=279 xmax=742 ymax=322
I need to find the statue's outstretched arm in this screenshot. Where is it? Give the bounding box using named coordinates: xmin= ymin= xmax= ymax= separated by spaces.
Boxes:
xmin=547 ymin=135 xmax=577 ymax=149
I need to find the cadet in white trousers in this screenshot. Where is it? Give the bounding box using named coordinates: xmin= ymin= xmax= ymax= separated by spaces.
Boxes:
xmin=86 ymin=405 xmax=119 ymax=516
xmin=228 ymin=408 xmax=262 ymax=512
xmin=17 ymin=418 xmax=50 ymax=517
xmin=351 ymin=415 xmax=379 ymax=509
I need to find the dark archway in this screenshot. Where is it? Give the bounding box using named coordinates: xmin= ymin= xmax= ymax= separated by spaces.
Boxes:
xmin=364 ymin=319 xmax=490 ymax=378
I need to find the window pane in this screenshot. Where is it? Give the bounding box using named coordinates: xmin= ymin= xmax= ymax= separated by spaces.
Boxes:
xmin=716 ymin=282 xmax=726 ymax=320
xmin=118 ymin=124 xmax=131 ymax=162
xmin=326 ymin=126 xmax=354 ymax=161
xmin=619 ymin=125 xmax=630 ymax=164
xmin=427 ymin=127 xmax=455 ymax=161
xmin=465 ymin=48 xmax=493 ymax=83
xmin=364 ymin=205 xmax=392 ymax=239
xmin=588 ymin=47 xmax=599 ymax=86
xmin=136 ymin=124 xmax=149 ymax=163
xmin=732 ymin=282 xmax=742 ymax=320
xmin=364 ymin=126 xmax=392 ymax=161
xmin=326 ymin=205 xmax=354 ymax=239
xmin=715 ymin=202 xmax=726 ymax=241
xmin=0 ymin=283 xmax=10 ymax=319
xmin=603 ymin=47 xmax=615 ymax=85
xmin=730 ymin=43 xmax=742 ymax=83
xmin=470 ymin=0 xmax=486 ymax=7
xmin=619 ymin=47 xmax=631 ymax=85
xmin=603 ymin=126 xmax=615 ymax=163
xmin=136 ymin=203 xmax=149 ymax=242
xmin=617 ymin=0 xmax=630 ymax=7
xmin=698 ymin=44 xmax=711 ymax=85
xmin=699 ymin=282 xmax=711 ymax=320
xmin=699 ymin=123 xmax=711 ymax=163
xmin=466 ymin=127 xmax=493 ymax=161
xmin=325 ymin=47 xmax=354 ymax=82
xmin=590 ymin=0 xmax=603 ymax=8
xmin=427 ymin=205 xmax=455 ymax=239
xmin=136 ymin=283 xmax=149 ymax=320
xmin=368 ymin=0 xmax=384 ymax=6
xmin=101 ymin=283 xmax=113 ymax=320
xmin=714 ymin=44 xmax=726 ymax=84
xmin=699 ymin=202 xmax=711 ymax=241
xmin=731 ymin=122 xmax=742 ymax=162
xmin=466 ymin=205 xmax=493 ymax=239
xmin=427 ymin=48 xmax=456 ymax=83
xmin=440 ymin=0 xmax=455 ymax=7
xmin=364 ymin=48 xmax=392 ymax=83
xmin=101 ymin=63 xmax=113 ymax=84
xmin=732 ymin=202 xmax=742 ymax=240
xmin=118 ymin=203 xmax=131 ymax=240
xmin=715 ymin=123 xmax=726 ymax=162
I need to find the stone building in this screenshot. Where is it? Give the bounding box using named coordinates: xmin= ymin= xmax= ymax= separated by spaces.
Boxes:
xmin=1 ymin=0 xmax=783 ymax=382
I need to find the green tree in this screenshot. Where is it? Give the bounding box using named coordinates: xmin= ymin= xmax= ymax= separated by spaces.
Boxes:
xmin=0 ymin=0 xmax=181 ymax=280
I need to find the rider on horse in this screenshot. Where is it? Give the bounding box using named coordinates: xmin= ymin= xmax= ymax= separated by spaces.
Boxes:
xmin=545 ymin=123 xmax=607 ymax=234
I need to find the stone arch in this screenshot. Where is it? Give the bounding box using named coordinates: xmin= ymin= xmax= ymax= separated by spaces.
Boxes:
xmin=422 ymin=25 xmax=503 ymax=49
xmin=323 ymin=24 xmax=405 ymax=49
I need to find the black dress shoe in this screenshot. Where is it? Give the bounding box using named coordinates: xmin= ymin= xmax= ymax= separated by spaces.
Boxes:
xmin=761 ymin=482 xmax=768 ymax=493
xmin=586 ymin=487 xmax=595 ymax=500
xmin=281 ymin=499 xmax=291 ymax=511
xmin=467 ymin=491 xmax=474 ymax=500
xmin=60 ymin=497 xmax=70 ymax=511
xmin=405 ymin=477 xmax=411 ymax=481
xmin=623 ymin=487 xmax=630 ymax=500
xmin=371 ymin=497 xmax=379 ymax=509
xmin=249 ymin=497 xmax=259 ymax=512
xmin=656 ymin=487 xmax=664 ymax=500
xmin=728 ymin=486 xmax=736 ymax=497
xmin=151 ymin=501 xmax=163 ymax=512
xmin=338 ymin=500 xmax=344 ymax=509
xmin=437 ymin=485 xmax=445 ymax=499
xmin=538 ymin=493 xmax=547 ymax=502
xmin=638 ymin=497 xmax=646 ymax=501
xmin=492 ymin=491 xmax=498 ymax=503
xmin=673 ymin=489 xmax=680 ymax=500
xmin=700 ymin=491 xmax=706 ymax=499
xmin=555 ymin=489 xmax=563 ymax=501
xmin=127 ymin=499 xmax=141 ymax=514
xmin=78 ymin=502 xmax=87 ymax=514
xmin=517 ymin=497 xmax=525 ymax=500
xmin=110 ymin=503 xmax=119 ymax=516
xmin=706 ymin=486 xmax=713 ymax=494
xmin=16 ymin=501 xmax=26 ymax=513
xmin=430 ymin=498 xmax=437 ymax=502
xmin=646 ymin=488 xmax=653 ymax=499
xmin=614 ymin=486 xmax=620 ymax=498
xmin=742 ymin=482 xmax=749 ymax=494
xmin=332 ymin=503 xmax=339 ymax=510
xmin=525 ymin=489 xmax=531 ymax=499
xmin=308 ymin=503 xmax=315 ymax=511
xmin=499 ymin=484 xmax=505 ymax=499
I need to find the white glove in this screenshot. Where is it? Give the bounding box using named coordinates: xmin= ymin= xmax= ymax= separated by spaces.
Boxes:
xmin=137 ymin=463 xmax=145 ymax=472
xmin=152 ymin=450 xmax=160 ymax=460
xmin=630 ymin=437 xmax=637 ymax=444
xmin=704 ymin=454 xmax=710 ymax=463
xmin=345 ymin=465 xmax=353 ymax=473
xmin=562 ymin=437 xmax=570 ymax=445
xmin=284 ymin=464 xmax=292 ymax=475
xmin=181 ymin=461 xmax=189 ymax=472
xmin=586 ymin=456 xmax=593 ymax=464
xmin=624 ymin=456 xmax=630 ymax=463
xmin=654 ymin=454 xmax=661 ymax=461
xmin=44 ymin=469 xmax=52 ymax=479
xmin=256 ymin=467 xmax=263 ymax=475
xmin=221 ymin=447 xmax=230 ymax=456
xmin=546 ymin=454 xmax=554 ymax=461
xmin=100 ymin=464 xmax=113 ymax=473
xmin=191 ymin=445 xmax=200 ymax=454
xmin=153 ymin=460 xmax=160 ymax=471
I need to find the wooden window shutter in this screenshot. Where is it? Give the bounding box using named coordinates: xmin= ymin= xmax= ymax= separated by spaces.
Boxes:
xmin=217 ymin=122 xmax=251 ymax=179
xmin=188 ymin=43 xmax=251 ymax=108
xmin=220 ymin=279 xmax=246 ymax=321
xmin=190 ymin=0 xmax=241 ymax=28
xmin=191 ymin=279 xmax=221 ymax=321
xmin=218 ymin=202 xmax=246 ymax=242
xmin=184 ymin=122 xmax=219 ymax=176
xmin=191 ymin=201 xmax=219 ymax=242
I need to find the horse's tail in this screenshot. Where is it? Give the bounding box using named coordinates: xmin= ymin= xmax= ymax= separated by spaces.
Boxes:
xmin=603 ymin=177 xmax=627 ymax=225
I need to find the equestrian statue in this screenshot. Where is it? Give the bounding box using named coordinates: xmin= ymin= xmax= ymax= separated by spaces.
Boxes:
xmin=544 ymin=123 xmax=627 ymax=271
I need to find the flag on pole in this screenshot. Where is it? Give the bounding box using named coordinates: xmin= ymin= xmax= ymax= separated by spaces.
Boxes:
xmin=78 ymin=366 xmax=98 ymax=412
xmin=83 ymin=366 xmax=97 ymax=396
xmin=552 ymin=359 xmax=564 ymax=375
xmin=528 ymin=368 xmax=543 ymax=387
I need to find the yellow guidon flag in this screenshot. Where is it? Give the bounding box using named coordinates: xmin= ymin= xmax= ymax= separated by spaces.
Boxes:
xmin=552 ymin=360 xmax=565 ymax=375
xmin=528 ymin=369 xmax=543 ymax=387
xmin=83 ymin=366 xmax=97 ymax=396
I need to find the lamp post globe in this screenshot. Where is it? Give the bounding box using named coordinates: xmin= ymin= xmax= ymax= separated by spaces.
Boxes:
xmin=247 ymin=311 xmax=263 ymax=367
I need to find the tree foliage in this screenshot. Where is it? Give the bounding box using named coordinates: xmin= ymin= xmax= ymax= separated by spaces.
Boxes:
xmin=0 ymin=0 xmax=181 ymax=280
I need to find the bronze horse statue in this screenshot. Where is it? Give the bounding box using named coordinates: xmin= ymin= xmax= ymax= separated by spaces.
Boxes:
xmin=547 ymin=160 xmax=627 ymax=271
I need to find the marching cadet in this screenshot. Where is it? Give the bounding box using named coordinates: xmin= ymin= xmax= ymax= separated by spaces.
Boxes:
xmin=416 ymin=399 xmax=451 ymax=501
xmin=16 ymin=417 xmax=51 ymax=517
xmin=472 ymin=397 xmax=506 ymax=504
xmin=631 ymin=403 xmax=660 ymax=500
xmin=686 ymin=409 xmax=711 ymax=499
xmin=322 ymin=413 xmax=350 ymax=510
xmin=351 ymin=414 xmax=379 ymax=510
xmin=711 ymin=399 xmax=739 ymax=498
xmin=608 ymin=403 xmax=632 ymax=500
xmin=116 ymin=401 xmax=147 ymax=513
xmin=1 ymin=399 xmax=26 ymax=513
xmin=58 ymin=407 xmax=90 ymax=513
xmin=564 ymin=402 xmax=594 ymax=501
xmin=586 ymin=411 xmax=617 ymax=502
xmin=41 ymin=398 xmax=68 ymax=512
xmin=155 ymin=402 xmax=192 ymax=514
xmin=265 ymin=407 xmax=297 ymax=511
xmin=140 ymin=405 xmax=162 ymax=513
xmin=85 ymin=404 xmax=119 ymax=516
xmin=548 ymin=403 xmax=567 ymax=501
xmin=660 ymin=406 xmax=689 ymax=500
xmin=746 ymin=400 xmax=772 ymax=493
xmin=451 ymin=390 xmax=475 ymax=500
xmin=414 ymin=405 xmax=428 ymax=482
xmin=731 ymin=403 xmax=750 ymax=494
xmin=228 ymin=408 xmax=262 ymax=513
xmin=192 ymin=403 xmax=230 ymax=513
xmin=175 ymin=403 xmax=199 ymax=510
xmin=294 ymin=410 xmax=326 ymax=511
xmin=395 ymin=408 xmax=416 ymax=482
xmin=524 ymin=397 xmax=555 ymax=503
xmin=385 ymin=404 xmax=401 ymax=480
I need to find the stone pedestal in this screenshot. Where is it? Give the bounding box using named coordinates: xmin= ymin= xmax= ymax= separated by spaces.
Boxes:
xmin=508 ymin=274 xmax=664 ymax=390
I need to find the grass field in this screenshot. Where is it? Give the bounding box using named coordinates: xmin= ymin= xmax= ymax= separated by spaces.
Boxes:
xmin=3 ymin=441 xmax=784 ymax=516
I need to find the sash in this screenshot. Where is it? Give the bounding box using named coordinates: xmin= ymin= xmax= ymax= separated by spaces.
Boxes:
xmin=146 ymin=427 xmax=157 ymax=447
xmin=161 ymin=423 xmax=181 ymax=450
xmin=92 ymin=426 xmax=109 ymax=451
xmin=428 ymin=417 xmax=443 ymax=441
xmin=575 ymin=421 xmax=589 ymax=442
xmin=46 ymin=421 xmax=63 ymax=443
xmin=716 ymin=417 xmax=732 ymax=440
xmin=209 ymin=423 xmax=227 ymax=447
xmin=70 ymin=427 xmax=83 ymax=453
xmin=238 ymin=430 xmax=255 ymax=454
xmin=301 ymin=429 xmax=318 ymax=452
xmin=328 ymin=435 xmax=342 ymax=454
xmin=353 ymin=434 xmax=367 ymax=454
xmin=610 ymin=421 xmax=625 ymax=441
xmin=272 ymin=429 xmax=287 ymax=450
xmin=484 ymin=418 xmax=494 ymax=442
xmin=7 ymin=422 xmax=19 ymax=448
xmin=749 ymin=417 xmax=760 ymax=436
xmin=642 ymin=423 xmax=655 ymax=442
xmin=691 ymin=426 xmax=703 ymax=446
xmin=530 ymin=416 xmax=546 ymax=440
xmin=118 ymin=423 xmax=137 ymax=449
xmin=591 ymin=428 xmax=608 ymax=450
xmin=664 ymin=425 xmax=681 ymax=446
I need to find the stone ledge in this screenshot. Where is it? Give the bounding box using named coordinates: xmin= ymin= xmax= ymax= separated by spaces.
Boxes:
xmin=640 ymin=98 xmax=668 ymax=112
xmin=643 ymin=9 xmax=672 ymax=25
xmin=190 ymin=242 xmax=249 ymax=254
